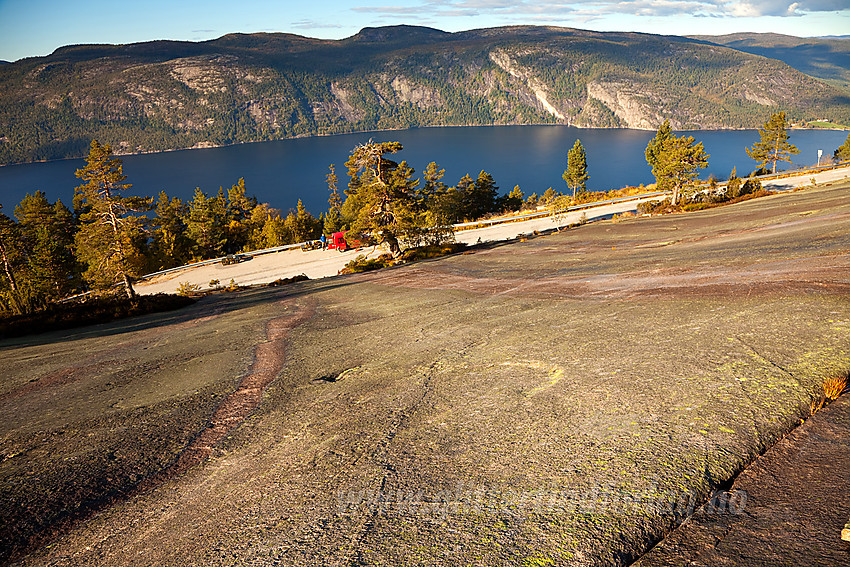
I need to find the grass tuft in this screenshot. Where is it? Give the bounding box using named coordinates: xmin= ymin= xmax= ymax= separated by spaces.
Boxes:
xmin=823 ymin=372 xmax=849 ymax=399
xmin=810 ymin=371 xmax=849 ymax=414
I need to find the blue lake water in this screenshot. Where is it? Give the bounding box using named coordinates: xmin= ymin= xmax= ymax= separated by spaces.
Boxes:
xmin=0 ymin=126 xmax=846 ymax=215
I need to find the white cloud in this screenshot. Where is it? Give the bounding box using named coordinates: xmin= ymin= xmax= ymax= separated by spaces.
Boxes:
xmin=731 ymin=0 xmax=850 ymax=16
xmin=350 ymin=0 xmax=849 ymax=20
xmin=731 ymin=1 xmax=798 ymax=16
xmin=291 ymin=19 xmax=344 ymax=29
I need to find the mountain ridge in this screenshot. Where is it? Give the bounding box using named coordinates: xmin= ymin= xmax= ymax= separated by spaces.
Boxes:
xmin=690 ymin=32 xmax=850 ymax=89
xmin=1 ymin=25 xmax=848 ymax=165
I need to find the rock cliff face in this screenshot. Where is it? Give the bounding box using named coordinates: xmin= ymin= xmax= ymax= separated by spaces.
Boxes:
xmin=390 ymin=76 xmax=443 ymax=109
xmin=488 ymin=49 xmax=566 ymax=120
xmin=1 ymin=25 xmax=848 ymax=164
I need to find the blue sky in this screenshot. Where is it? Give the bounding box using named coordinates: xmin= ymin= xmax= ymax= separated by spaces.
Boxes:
xmin=1 ymin=0 xmax=848 ymax=62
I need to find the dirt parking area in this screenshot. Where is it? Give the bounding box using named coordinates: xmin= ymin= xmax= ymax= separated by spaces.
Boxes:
xmin=2 ymin=182 xmax=849 ymax=566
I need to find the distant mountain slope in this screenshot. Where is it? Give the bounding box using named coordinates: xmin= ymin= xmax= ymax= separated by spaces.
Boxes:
xmin=691 ymin=32 xmax=850 ymax=89
xmin=1 ymin=25 xmax=848 ymax=165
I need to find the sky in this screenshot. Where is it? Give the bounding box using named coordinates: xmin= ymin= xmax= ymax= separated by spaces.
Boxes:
xmin=0 ymin=0 xmax=849 ymax=62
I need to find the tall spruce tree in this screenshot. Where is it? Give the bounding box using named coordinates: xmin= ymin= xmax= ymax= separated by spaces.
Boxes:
xmin=283 ymin=200 xmax=322 ymax=243
xmin=563 ymin=139 xmax=589 ymax=197
xmin=151 ymin=191 xmax=192 ymax=269
xmin=186 ymin=188 xmax=227 ymax=259
xmin=74 ymin=140 xmax=150 ymax=299
xmin=746 ymin=112 xmax=799 ymax=174
xmin=225 ymin=178 xmax=257 ymax=252
xmin=15 ymin=192 xmax=80 ymax=299
xmin=502 ymin=185 xmax=524 ymax=211
xmin=417 ymin=161 xmax=447 ymax=214
xmin=645 ymin=120 xmax=674 ymax=174
xmin=465 ymin=171 xmax=499 ymax=220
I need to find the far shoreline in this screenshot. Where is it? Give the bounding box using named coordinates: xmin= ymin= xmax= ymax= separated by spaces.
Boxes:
xmin=2 ymin=122 xmax=846 ymax=169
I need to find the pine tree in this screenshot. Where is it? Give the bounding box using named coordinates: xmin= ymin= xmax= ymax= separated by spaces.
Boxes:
xmin=74 ymin=140 xmax=150 ymax=299
xmin=563 ymin=138 xmax=589 ymax=197
xmin=151 ymin=191 xmax=192 ymax=269
xmin=416 ymin=161 xmax=447 ymax=212
xmin=260 ymin=213 xmax=287 ymax=247
xmin=465 ymin=171 xmax=499 ymax=220
xmin=186 ymin=188 xmax=227 ymax=259
xmin=746 ymin=112 xmax=799 ymax=174
xmin=226 ymin=178 xmax=257 ymax=219
xmin=645 ymin=123 xmax=709 ymax=205
xmin=225 ymin=178 xmax=257 ymax=252
xmin=540 ymin=187 xmax=560 ymax=205
xmin=284 ymin=200 xmax=321 ymax=243
xmin=0 ymin=208 xmax=38 ymax=314
xmin=645 ymin=120 xmax=674 ymax=174
xmin=428 ymin=185 xmax=463 ymax=225
xmin=501 ymin=185 xmax=524 ymax=211
xmin=15 ymin=192 xmax=80 ymax=298
xmin=344 ymin=141 xmax=418 ymax=257
xmin=834 ymin=132 xmax=850 ymax=162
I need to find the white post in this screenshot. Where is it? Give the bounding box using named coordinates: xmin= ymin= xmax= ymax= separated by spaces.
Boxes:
xmin=817 ymin=149 xmax=823 ymax=166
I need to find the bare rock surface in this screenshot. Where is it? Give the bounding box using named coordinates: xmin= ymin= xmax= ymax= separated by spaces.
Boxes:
xmin=633 ymin=395 xmax=850 ymax=567
xmin=2 ymin=183 xmax=849 ymax=566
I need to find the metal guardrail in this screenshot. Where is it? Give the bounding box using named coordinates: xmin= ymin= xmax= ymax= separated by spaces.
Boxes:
xmin=698 ymin=162 xmax=849 ymax=190
xmin=752 ymin=161 xmax=848 ymax=183
xmin=453 ymin=190 xmax=669 ymax=230
xmin=138 ymin=242 xmax=303 ymax=281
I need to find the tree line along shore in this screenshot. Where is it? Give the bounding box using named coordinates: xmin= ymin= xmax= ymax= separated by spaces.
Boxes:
xmin=1 ymin=112 xmax=848 ymax=320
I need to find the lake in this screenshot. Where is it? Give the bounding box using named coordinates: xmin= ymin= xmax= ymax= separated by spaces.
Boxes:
xmin=0 ymin=126 xmax=846 ymax=215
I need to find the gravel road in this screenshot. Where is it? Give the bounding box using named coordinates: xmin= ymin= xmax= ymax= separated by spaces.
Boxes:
xmin=135 ymin=165 xmax=850 ymax=296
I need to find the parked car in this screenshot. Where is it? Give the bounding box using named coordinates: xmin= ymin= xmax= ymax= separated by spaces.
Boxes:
xmin=300 ymin=240 xmax=324 ymax=251
xmin=221 ymin=254 xmax=246 ymax=265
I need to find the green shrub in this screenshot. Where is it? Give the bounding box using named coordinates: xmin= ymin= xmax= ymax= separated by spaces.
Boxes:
xmin=266 ymin=274 xmax=309 ymax=287
xmin=341 ymin=254 xmax=396 ymax=274
xmin=637 ymin=198 xmax=676 ymax=215
xmin=176 ymin=281 xmax=202 ymax=296
xmin=727 ymin=175 xmax=743 ymax=198
xmin=741 ymin=177 xmax=762 ymax=195
xmin=401 ymin=243 xmax=467 ymax=261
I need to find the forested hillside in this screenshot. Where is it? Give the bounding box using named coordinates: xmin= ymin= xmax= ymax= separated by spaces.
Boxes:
xmin=691 ymin=33 xmax=850 ymax=90
xmin=1 ymin=25 xmax=848 ymax=165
